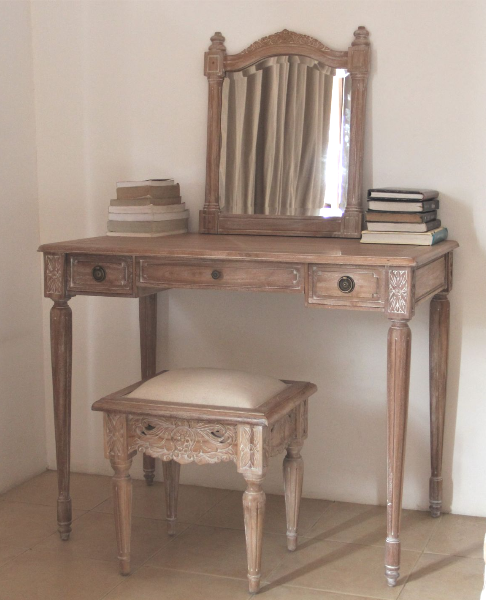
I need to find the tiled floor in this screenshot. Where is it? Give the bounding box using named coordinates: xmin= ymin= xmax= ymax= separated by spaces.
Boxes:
xmin=0 ymin=471 xmax=484 ymax=599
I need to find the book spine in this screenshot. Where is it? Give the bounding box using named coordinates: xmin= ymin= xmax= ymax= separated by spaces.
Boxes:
xmin=430 ymin=227 xmax=448 ymax=245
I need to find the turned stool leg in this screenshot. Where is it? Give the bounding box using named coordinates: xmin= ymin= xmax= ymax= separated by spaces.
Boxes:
xmin=283 ymin=440 xmax=304 ymax=551
xmin=162 ymin=459 xmax=180 ymax=535
xmin=111 ymin=457 xmax=133 ymax=575
xmin=243 ymin=475 xmax=266 ymax=594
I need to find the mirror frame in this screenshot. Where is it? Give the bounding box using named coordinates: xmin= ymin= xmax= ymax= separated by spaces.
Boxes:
xmin=199 ymin=27 xmax=370 ymax=238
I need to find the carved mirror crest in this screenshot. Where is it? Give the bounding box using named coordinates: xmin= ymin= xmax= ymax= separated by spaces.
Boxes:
xmin=200 ymin=27 xmax=370 ymax=238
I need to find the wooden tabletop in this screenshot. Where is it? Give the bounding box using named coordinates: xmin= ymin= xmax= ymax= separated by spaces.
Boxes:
xmin=39 ymin=233 xmax=458 ymax=267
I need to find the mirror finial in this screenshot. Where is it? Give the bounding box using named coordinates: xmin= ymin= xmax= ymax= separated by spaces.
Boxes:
xmin=209 ymin=32 xmax=226 ymax=51
xmin=352 ymin=26 xmax=370 ymax=46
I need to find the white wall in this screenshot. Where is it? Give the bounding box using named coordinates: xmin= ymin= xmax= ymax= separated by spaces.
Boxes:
xmin=0 ymin=1 xmax=46 ymax=492
xmin=32 ymin=1 xmax=486 ymax=516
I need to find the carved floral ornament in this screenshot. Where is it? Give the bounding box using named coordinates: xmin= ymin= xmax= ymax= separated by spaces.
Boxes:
xmin=45 ymin=254 xmax=63 ymax=295
xmin=240 ymin=29 xmax=331 ymax=54
xmin=128 ymin=416 xmax=237 ymax=465
xmin=388 ymin=270 xmax=408 ymax=314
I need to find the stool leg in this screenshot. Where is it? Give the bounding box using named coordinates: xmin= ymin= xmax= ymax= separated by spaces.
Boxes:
xmin=283 ymin=440 xmax=304 ymax=551
xmin=243 ymin=475 xmax=266 ymax=594
xmin=111 ymin=457 xmax=133 ymax=576
xmin=162 ymin=460 xmax=180 ymax=535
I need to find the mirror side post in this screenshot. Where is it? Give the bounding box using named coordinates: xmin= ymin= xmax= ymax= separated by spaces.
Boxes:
xmin=341 ymin=26 xmax=370 ymax=237
xmin=200 ymin=32 xmax=226 ymax=234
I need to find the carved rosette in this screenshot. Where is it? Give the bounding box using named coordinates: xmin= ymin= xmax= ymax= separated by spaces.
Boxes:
xmin=237 ymin=425 xmax=268 ymax=476
xmin=105 ymin=413 xmax=128 ymax=460
xmin=240 ymin=29 xmax=330 ymax=54
xmin=388 ymin=270 xmax=408 ymax=315
xmin=45 ymin=254 xmax=64 ymax=296
xmin=128 ymin=416 xmax=237 ymax=465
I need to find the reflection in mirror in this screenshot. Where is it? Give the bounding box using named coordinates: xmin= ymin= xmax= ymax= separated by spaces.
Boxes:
xmin=219 ymin=55 xmax=351 ymax=218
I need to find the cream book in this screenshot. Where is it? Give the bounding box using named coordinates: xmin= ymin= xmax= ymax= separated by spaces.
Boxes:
xmin=116 ymin=179 xmax=174 ymax=188
xmin=360 ymin=227 xmax=448 ymax=246
xmin=110 ymin=194 xmax=181 ymax=207
xmin=108 ymin=209 xmax=189 ymax=222
xmin=107 ymin=218 xmax=188 ymax=235
xmin=109 ymin=203 xmax=186 ymax=214
xmin=116 ymin=183 xmax=180 ymax=201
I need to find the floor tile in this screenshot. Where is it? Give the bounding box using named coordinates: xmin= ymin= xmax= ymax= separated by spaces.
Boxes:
xmin=399 ymin=552 xmax=484 ymax=600
xmin=0 ymin=550 xmax=122 ymax=600
xmin=147 ymin=524 xmax=289 ymax=581
xmin=94 ymin=479 xmax=230 ymax=522
xmin=1 ymin=470 xmax=112 ymax=511
xmin=257 ymin=586 xmax=376 ymax=599
xmin=103 ymin=566 xmax=251 ymax=599
xmin=198 ymin=490 xmax=332 ymax=536
xmin=307 ymin=502 xmax=438 ymax=552
xmin=425 ymin=513 xmax=486 ymax=558
xmin=33 ymin=510 xmax=188 ymax=566
xmin=0 ymin=501 xmax=83 ymax=549
xmin=267 ymin=538 xmax=420 ymax=599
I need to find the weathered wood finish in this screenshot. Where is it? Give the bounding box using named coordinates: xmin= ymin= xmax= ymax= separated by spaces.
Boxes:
xmin=68 ymin=254 xmax=133 ymax=296
xmin=307 ymin=265 xmax=385 ymax=310
xmin=139 ymin=258 xmax=303 ymax=293
xmin=94 ymin=375 xmax=314 ymax=592
xmin=50 ymin=298 xmax=73 ymax=541
xmin=386 ymin=321 xmax=411 ymax=587
xmin=41 ymin=232 xmax=457 ymax=586
xmin=139 ymin=294 xmax=158 ymax=485
xmin=429 ymin=292 xmax=450 ymax=517
xmin=162 ymin=460 xmax=180 ymax=535
xmin=200 ymin=28 xmax=371 ymax=238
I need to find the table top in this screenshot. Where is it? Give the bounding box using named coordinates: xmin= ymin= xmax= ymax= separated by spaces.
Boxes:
xmin=39 ymin=233 xmax=458 ymax=267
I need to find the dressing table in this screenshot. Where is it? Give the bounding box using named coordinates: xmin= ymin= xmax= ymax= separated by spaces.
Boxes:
xmin=39 ymin=26 xmax=458 ymax=588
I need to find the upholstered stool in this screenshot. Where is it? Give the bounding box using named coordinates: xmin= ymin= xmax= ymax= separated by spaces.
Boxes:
xmin=92 ymin=368 xmax=317 ymax=593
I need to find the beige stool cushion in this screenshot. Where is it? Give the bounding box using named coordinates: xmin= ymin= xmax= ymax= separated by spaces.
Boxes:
xmin=125 ymin=368 xmax=289 ymax=409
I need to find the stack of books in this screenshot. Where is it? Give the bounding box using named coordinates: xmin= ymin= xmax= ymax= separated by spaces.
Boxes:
xmin=107 ymin=179 xmax=189 ymax=237
xmin=361 ymin=188 xmax=448 ymax=245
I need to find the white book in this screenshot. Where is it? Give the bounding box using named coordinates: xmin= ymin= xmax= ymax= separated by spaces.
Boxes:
xmin=108 ymin=209 xmax=189 ymax=222
xmin=107 ymin=229 xmax=188 ymax=237
xmin=109 ymin=203 xmax=186 ymax=214
xmin=116 ymin=179 xmax=174 ymax=188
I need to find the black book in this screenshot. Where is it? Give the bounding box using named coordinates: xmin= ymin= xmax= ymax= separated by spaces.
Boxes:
xmin=368 ymin=187 xmax=439 ymax=200
xmin=367 ymin=199 xmax=439 ymax=213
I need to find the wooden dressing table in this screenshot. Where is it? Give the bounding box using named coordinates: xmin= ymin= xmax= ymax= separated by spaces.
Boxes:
xmin=39 ymin=233 xmax=457 ymax=586
xmin=39 ymin=26 xmax=458 ymax=589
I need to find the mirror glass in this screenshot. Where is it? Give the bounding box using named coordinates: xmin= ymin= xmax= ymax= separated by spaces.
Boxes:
xmin=219 ymin=55 xmax=351 ymax=218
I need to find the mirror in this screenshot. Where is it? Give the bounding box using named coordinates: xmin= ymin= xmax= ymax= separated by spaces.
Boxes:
xmin=220 ymin=57 xmax=351 ymax=218
xmin=200 ymin=28 xmax=370 ymax=238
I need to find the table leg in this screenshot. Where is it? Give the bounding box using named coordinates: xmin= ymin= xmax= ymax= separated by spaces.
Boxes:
xmin=429 ymin=292 xmax=450 ymax=517
xmin=50 ymin=299 xmax=73 ymax=540
xmin=385 ymin=320 xmax=411 ymax=586
xmin=139 ymin=294 xmax=157 ymax=485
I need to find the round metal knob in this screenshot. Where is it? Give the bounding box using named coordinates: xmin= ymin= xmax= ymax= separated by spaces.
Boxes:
xmin=211 ymin=269 xmax=221 ymax=280
xmin=338 ymin=275 xmax=355 ymax=293
xmin=92 ymin=265 xmax=106 ymax=282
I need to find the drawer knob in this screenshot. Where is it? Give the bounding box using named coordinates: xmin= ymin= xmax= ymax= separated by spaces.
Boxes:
xmin=338 ymin=275 xmax=355 ymax=293
xmin=92 ymin=265 xmax=106 ymax=282
xmin=211 ymin=269 xmax=222 ymax=280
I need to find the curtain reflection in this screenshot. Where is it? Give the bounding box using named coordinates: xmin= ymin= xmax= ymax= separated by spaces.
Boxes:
xmin=220 ymin=55 xmax=350 ymax=217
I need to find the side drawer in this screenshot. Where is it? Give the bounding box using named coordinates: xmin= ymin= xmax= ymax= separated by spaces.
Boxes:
xmin=67 ymin=254 xmax=134 ymax=295
xmin=306 ymin=265 xmax=385 ymax=310
xmin=138 ymin=258 xmax=304 ymax=293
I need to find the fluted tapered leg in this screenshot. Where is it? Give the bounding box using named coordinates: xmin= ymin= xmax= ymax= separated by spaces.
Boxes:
xmin=283 ymin=441 xmax=304 ymax=551
xmin=243 ymin=475 xmax=266 ymax=593
xmin=111 ymin=457 xmax=133 ymax=575
xmin=50 ymin=299 xmax=73 ymax=541
xmin=139 ymin=294 xmax=157 ymax=486
xmin=162 ymin=460 xmax=180 ymax=535
xmin=429 ymin=293 xmax=450 ymax=517
xmin=385 ymin=320 xmax=411 ymax=587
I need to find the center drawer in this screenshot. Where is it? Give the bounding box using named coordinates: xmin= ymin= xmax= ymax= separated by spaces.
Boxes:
xmin=138 ymin=259 xmax=304 ymax=293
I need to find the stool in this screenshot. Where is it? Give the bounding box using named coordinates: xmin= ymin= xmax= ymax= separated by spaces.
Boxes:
xmin=92 ymin=368 xmax=317 ymax=594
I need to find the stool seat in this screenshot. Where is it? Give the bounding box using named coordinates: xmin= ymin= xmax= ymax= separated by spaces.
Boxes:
xmin=92 ymin=368 xmax=317 ymax=594
xmin=125 ymin=367 xmax=289 ymax=408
